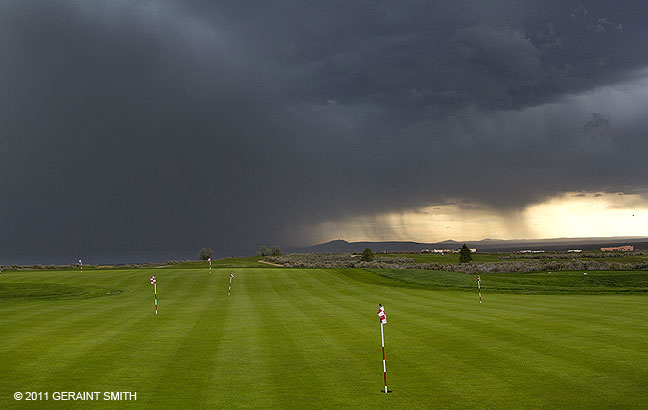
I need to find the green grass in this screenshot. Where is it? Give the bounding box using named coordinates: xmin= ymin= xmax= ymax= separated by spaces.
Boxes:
xmin=581 ymin=255 xmax=648 ymax=263
xmin=166 ymin=256 xmax=273 ymax=269
xmin=363 ymin=269 xmax=648 ymax=294
xmin=0 ymin=283 xmax=120 ymax=299
xmin=0 ymin=265 xmax=646 ymax=409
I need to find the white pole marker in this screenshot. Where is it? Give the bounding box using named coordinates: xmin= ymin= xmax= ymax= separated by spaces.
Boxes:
xmin=150 ymin=276 xmax=158 ymax=314
xmin=377 ymin=304 xmax=390 ymax=393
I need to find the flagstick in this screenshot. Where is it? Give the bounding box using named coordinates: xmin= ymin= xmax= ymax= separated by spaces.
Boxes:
xmin=209 ymin=259 xmax=212 ymax=273
xmin=380 ymin=322 xmax=389 ymax=393
xmin=228 ymin=274 xmax=232 ymax=296
xmin=478 ymin=276 xmax=482 ymax=304
xmin=154 ymin=282 xmax=158 ymax=314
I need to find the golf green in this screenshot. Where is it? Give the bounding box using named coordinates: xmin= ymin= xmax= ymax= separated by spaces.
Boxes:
xmin=1 ymin=267 xmax=646 ymax=409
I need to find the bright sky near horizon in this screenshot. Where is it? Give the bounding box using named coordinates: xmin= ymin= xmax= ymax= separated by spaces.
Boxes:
xmin=311 ymin=192 xmax=648 ymax=243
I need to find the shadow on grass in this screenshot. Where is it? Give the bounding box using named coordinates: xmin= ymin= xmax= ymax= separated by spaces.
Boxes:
xmin=334 ymin=268 xmax=648 ymax=295
xmin=0 ymin=283 xmax=122 ymax=300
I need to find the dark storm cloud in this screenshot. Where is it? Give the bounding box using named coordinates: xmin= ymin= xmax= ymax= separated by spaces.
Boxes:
xmin=2 ymin=0 xmax=648 ymax=263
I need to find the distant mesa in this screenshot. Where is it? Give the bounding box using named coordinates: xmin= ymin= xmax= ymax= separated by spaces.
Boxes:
xmin=292 ymin=237 xmax=648 ymax=254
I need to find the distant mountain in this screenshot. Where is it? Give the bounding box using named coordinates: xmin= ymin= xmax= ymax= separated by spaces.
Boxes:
xmin=291 ymin=236 xmax=648 ymax=253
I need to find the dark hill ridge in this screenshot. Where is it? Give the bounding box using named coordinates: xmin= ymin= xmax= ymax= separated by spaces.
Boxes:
xmin=292 ymin=237 xmax=648 ymax=253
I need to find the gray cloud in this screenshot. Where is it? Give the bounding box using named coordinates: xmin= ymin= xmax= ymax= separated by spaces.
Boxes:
xmin=2 ymin=0 xmax=648 ymax=263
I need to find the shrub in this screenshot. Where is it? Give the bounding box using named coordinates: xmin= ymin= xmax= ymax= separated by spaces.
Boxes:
xmin=198 ymin=248 xmax=213 ymax=261
xmin=459 ymin=244 xmax=472 ymax=263
xmin=361 ymin=248 xmax=374 ymax=262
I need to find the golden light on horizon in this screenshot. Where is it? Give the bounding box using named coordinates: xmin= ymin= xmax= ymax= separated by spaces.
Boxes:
xmin=523 ymin=192 xmax=648 ymax=239
xmin=311 ymin=192 xmax=648 ymax=243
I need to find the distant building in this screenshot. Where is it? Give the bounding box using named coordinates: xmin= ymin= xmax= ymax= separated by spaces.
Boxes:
xmin=567 ymin=249 xmax=582 ymax=253
xmin=601 ymin=245 xmax=634 ymax=251
xmin=519 ymin=250 xmax=545 ymax=253
xmin=421 ymin=249 xmax=431 ymax=253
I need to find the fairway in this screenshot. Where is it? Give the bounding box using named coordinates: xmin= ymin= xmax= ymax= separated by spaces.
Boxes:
xmin=1 ymin=266 xmax=647 ymax=409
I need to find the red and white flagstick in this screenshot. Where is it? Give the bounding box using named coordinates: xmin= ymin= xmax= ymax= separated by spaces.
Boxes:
xmin=79 ymin=259 xmax=83 ymax=271
xmin=150 ymin=276 xmax=158 ymax=314
xmin=208 ymin=257 xmax=212 ymax=273
xmin=478 ymin=275 xmax=482 ymax=304
xmin=377 ymin=304 xmax=390 ymax=393
xmin=228 ymin=271 xmax=234 ymax=296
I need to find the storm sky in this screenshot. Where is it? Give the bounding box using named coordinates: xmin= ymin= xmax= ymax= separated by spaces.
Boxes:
xmin=2 ymin=1 xmax=648 ymax=263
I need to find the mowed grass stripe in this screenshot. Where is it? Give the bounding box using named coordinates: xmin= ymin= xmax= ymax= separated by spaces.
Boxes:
xmin=285 ymin=269 xmax=533 ymax=402
xmin=269 ymin=270 xmax=451 ymax=407
xmin=289 ymin=270 xmax=487 ymax=408
xmin=251 ymin=271 xmax=328 ymax=406
xmin=4 ymin=271 xmax=200 ymax=388
xmin=149 ymin=270 xmax=230 ymax=408
xmin=205 ymin=268 xmax=284 ymax=408
xmin=326 ymin=270 xmax=648 ymax=409
xmin=262 ymin=270 xmax=381 ymax=407
xmin=0 ymin=270 xmax=191 ymax=350
xmin=1 ymin=269 xmax=210 ymax=401
xmin=246 ymin=269 xmax=400 ymax=409
xmin=392 ymin=296 xmax=606 ymax=409
xmin=316 ymin=275 xmax=499 ymax=407
xmin=402 ymin=291 xmax=647 ymax=409
xmin=338 ymin=269 xmax=648 ymax=345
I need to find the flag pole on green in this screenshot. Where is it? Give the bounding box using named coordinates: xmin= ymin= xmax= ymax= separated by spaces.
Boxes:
xmin=378 ymin=304 xmax=391 ymax=393
xmin=150 ymin=276 xmax=157 ymax=314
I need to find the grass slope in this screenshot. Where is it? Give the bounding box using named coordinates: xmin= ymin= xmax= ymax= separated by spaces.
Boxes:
xmin=362 ymin=269 xmax=648 ymax=294
xmin=0 ymin=266 xmax=646 ymax=409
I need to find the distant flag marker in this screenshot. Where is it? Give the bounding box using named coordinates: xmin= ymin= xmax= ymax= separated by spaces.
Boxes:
xmin=477 ymin=275 xmax=482 ymax=304
xmin=208 ymin=257 xmax=212 ymax=273
xmin=377 ymin=304 xmax=391 ymax=393
xmin=79 ymin=259 xmax=83 ymax=271
xmin=150 ymin=276 xmax=158 ymax=314
xmin=228 ymin=271 xmax=234 ymax=296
